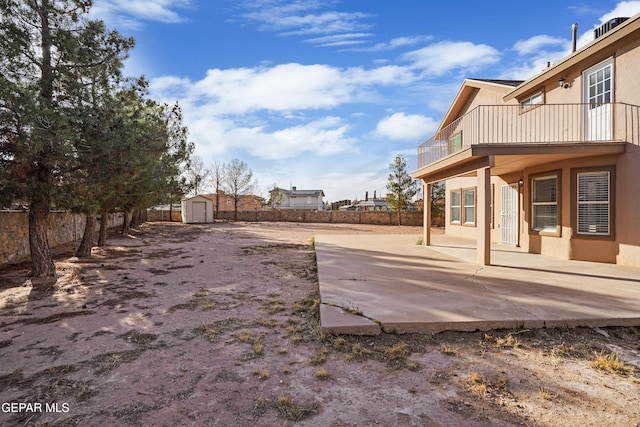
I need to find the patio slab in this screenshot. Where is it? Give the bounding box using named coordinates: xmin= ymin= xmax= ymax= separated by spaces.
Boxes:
xmin=315 ymin=233 xmax=640 ymax=335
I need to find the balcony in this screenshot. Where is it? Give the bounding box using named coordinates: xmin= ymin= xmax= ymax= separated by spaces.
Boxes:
xmin=417 ymin=103 xmax=640 ymax=169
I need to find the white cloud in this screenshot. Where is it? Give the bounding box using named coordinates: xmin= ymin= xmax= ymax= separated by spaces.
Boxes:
xmin=303 ymin=33 xmax=372 ymax=47
xmin=375 ymin=112 xmax=438 ymax=141
xmin=188 ymin=115 xmax=358 ymax=161
xmin=513 ymin=35 xmax=568 ymax=55
xmin=345 ymin=35 xmax=434 ymax=52
xmin=238 ymin=0 xmax=373 ymax=36
xmin=91 ymin=0 xmax=191 ymax=28
xmin=403 ymin=41 xmax=501 ymax=75
xmin=150 ymin=62 xmax=420 ymax=116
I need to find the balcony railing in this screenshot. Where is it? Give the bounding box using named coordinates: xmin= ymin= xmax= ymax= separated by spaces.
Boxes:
xmin=417 ymin=103 xmax=640 ymax=169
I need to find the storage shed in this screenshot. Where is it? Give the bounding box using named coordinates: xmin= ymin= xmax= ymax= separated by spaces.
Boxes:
xmin=181 ymin=195 xmax=214 ymax=223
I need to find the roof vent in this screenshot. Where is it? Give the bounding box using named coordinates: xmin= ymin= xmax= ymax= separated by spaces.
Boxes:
xmin=594 ymin=17 xmax=629 ymax=39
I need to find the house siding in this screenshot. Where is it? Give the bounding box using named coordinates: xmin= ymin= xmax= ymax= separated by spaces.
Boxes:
xmin=417 ymin=15 xmax=640 ymax=267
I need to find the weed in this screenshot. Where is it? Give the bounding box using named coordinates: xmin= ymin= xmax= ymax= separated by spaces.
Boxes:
xmin=495 ymin=334 xmax=520 ymax=349
xmin=263 ymin=298 xmax=287 ymax=314
xmin=538 ymin=387 xmax=556 ymax=401
xmin=441 ymin=344 xmax=459 ymax=356
xmin=273 ymin=392 xmax=319 ymax=421
xmin=193 ymin=323 xmax=222 ymax=342
xmin=406 ymin=360 xmax=421 ymax=371
xmin=315 ymin=368 xmax=330 ymax=380
xmin=466 ymin=372 xmax=488 ymax=395
xmin=308 ymin=346 xmax=329 ymax=366
xmin=589 ymin=351 xmax=634 ymax=376
xmin=416 ymin=237 xmax=423 ymax=245
xmin=253 ymin=368 xmax=270 ymax=380
xmin=384 ymin=342 xmax=409 ymax=362
xmin=333 ymin=337 xmax=348 ymax=351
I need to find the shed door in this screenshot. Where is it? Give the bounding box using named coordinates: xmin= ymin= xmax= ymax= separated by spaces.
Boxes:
xmin=192 ymin=201 xmax=207 ymax=223
xmin=500 ymin=184 xmax=519 ymax=245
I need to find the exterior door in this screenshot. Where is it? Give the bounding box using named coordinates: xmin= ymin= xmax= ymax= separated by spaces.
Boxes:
xmin=192 ymin=201 xmax=207 ymax=223
xmin=583 ymin=58 xmax=613 ymax=141
xmin=500 ymin=184 xmax=519 ymax=245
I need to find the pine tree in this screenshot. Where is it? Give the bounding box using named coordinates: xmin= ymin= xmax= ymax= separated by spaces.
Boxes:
xmin=386 ymin=155 xmax=418 ymax=225
xmin=0 ymin=0 xmax=133 ymax=276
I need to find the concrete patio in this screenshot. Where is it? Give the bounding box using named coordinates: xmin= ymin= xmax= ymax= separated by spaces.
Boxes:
xmin=315 ymin=232 xmax=640 ymax=335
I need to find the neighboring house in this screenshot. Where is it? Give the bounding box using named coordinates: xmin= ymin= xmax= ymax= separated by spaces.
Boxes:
xmin=271 ymin=186 xmax=325 ymax=210
xmin=355 ymin=198 xmax=389 ymax=211
xmin=181 ymin=195 xmax=214 ymax=223
xmin=412 ymin=15 xmax=640 ymax=267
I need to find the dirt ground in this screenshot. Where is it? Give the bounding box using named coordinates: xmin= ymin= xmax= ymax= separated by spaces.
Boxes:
xmin=1 ymin=221 xmax=639 ymax=427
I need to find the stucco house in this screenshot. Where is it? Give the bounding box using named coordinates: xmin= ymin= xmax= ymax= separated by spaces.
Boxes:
xmin=271 ymin=186 xmax=325 ymax=210
xmin=412 ymin=14 xmax=640 ymax=267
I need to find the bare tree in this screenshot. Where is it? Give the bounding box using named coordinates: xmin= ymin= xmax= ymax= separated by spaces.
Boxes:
xmin=223 ymin=159 xmax=257 ymax=221
xmin=184 ymin=154 xmax=211 ymax=195
xmin=211 ymin=160 xmax=224 ymax=219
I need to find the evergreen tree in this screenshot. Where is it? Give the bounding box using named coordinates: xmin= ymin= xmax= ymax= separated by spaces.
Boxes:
xmin=386 ymin=154 xmax=418 ymax=224
xmin=0 ymin=0 xmax=133 ymax=276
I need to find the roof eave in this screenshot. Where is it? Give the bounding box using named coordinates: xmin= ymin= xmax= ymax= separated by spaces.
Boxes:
xmin=504 ymin=13 xmax=640 ymax=101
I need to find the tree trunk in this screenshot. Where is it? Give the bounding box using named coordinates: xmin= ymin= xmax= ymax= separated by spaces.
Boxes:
xmin=234 ymin=197 xmax=238 ymax=221
xmin=28 ymin=206 xmax=56 ymax=277
xmin=130 ymin=209 xmax=139 ymax=229
xmin=98 ymin=207 xmax=108 ymax=247
xmin=121 ymin=211 xmax=131 ymax=236
xmin=169 ymin=201 xmax=173 ymax=222
xmin=76 ymin=213 xmax=96 ymax=257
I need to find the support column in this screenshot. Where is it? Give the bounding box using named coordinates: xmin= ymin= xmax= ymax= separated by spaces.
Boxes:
xmin=477 ymin=167 xmax=491 ymax=265
xmin=423 ymin=182 xmax=432 ymax=246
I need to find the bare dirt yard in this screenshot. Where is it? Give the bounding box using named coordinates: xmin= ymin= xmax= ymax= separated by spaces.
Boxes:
xmin=1 ymin=221 xmax=639 ymax=427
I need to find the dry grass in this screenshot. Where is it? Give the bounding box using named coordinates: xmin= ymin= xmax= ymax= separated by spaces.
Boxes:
xmin=589 ymin=351 xmax=635 ymax=376
xmin=315 ymin=368 xmax=330 ymax=380
xmin=538 ymin=387 xmax=556 ymax=401
xmin=441 ymin=344 xmax=460 ymax=356
xmin=253 ymin=368 xmax=270 ymax=380
xmin=192 ymin=323 xmax=223 ymax=342
xmin=384 ymin=342 xmax=409 ymax=362
xmin=255 ymin=392 xmax=319 ymax=421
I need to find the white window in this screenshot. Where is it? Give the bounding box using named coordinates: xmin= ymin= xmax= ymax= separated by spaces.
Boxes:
xmin=586 ymin=60 xmax=612 ymax=108
xmin=463 ymin=189 xmax=475 ymax=225
xmin=520 ymin=91 xmax=543 ymax=111
xmin=450 ymin=191 xmax=461 ymax=223
xmin=532 ymin=175 xmax=558 ymax=232
xmin=577 ymin=171 xmax=610 ymax=235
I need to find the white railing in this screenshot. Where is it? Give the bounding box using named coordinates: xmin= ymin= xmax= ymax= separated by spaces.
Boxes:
xmin=417 ymin=103 xmax=640 ymax=168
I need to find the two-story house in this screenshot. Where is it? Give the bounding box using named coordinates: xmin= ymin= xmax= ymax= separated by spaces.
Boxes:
xmin=412 ymin=14 xmax=640 ymax=267
xmin=271 ymin=186 xmax=325 ymax=210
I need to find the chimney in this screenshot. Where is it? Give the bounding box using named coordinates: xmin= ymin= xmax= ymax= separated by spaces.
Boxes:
xmin=571 ymin=23 xmax=578 ymax=53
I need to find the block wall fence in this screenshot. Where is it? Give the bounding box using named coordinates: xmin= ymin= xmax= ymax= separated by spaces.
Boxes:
xmin=0 ymin=211 xmax=124 ymax=266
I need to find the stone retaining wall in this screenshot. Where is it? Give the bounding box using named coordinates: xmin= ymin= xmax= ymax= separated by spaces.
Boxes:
xmin=0 ymin=211 xmax=124 ymax=265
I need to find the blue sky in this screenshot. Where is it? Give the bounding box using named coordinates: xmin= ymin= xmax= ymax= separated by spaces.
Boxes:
xmin=91 ymin=1 xmax=640 ymax=202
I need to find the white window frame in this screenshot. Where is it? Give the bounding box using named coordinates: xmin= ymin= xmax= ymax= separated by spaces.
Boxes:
xmin=463 ymin=188 xmax=476 ymax=226
xmin=450 ymin=190 xmax=461 ymax=224
xmin=531 ymin=175 xmax=559 ymax=233
xmin=520 ymin=90 xmax=544 ymax=111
